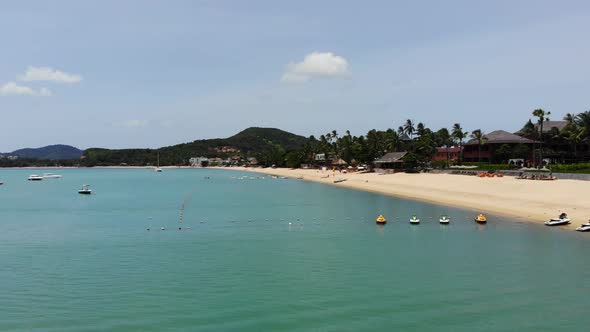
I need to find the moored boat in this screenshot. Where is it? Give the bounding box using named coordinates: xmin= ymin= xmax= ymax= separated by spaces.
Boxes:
xmin=333 ymin=178 xmax=347 ymax=183
xmin=376 ymin=215 xmax=387 ymax=224
xmin=410 ymin=215 xmax=420 ymax=224
xmin=78 ymin=184 xmax=92 ymax=195
xmin=575 ymin=223 xmax=590 ymax=232
xmin=544 ymin=213 xmax=570 ymax=226
xmin=154 ymin=152 xmax=162 ymax=172
xmin=42 ymin=173 xmax=63 ymax=179
xmin=474 ymin=214 xmax=487 ymax=224
xmin=28 ymin=174 xmax=44 ymax=181
xmin=439 ymin=215 xmax=450 ymax=224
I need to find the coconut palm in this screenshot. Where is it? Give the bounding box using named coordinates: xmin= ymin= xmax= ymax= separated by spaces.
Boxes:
xmin=404 ymin=119 xmax=415 ymax=139
xmin=470 ymin=129 xmax=487 ymax=162
xmin=532 ymin=109 xmax=551 ymax=167
xmin=452 ymin=123 xmax=468 ymax=163
xmin=574 ymin=111 xmax=590 ymax=154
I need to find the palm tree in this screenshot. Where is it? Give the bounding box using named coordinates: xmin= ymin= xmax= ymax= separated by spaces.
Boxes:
xmin=403 ymin=119 xmax=415 ymax=139
xmin=574 ymin=111 xmax=590 ymax=155
xmin=452 ymin=123 xmax=468 ymax=163
xmin=470 ymin=129 xmax=487 ymax=162
xmin=532 ymin=109 xmax=551 ymax=168
xmin=416 ymin=122 xmax=426 ymax=137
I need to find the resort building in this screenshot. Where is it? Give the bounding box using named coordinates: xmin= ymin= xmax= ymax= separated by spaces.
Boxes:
xmin=463 ymin=130 xmax=537 ymax=163
xmin=189 ymin=157 xmax=209 ymax=167
xmin=374 ymin=152 xmax=408 ymax=173
xmin=433 ymin=146 xmax=463 ymax=162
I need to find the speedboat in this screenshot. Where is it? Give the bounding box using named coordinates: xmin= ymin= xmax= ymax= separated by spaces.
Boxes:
xmin=42 ymin=173 xmax=62 ymax=179
xmin=544 ymin=213 xmax=570 ymax=226
xmin=474 ymin=214 xmax=487 ymax=224
xmin=78 ymin=184 xmax=92 ymax=195
xmin=28 ymin=174 xmax=44 ymax=181
xmin=376 ymin=215 xmax=387 ymax=224
xmin=439 ymin=215 xmax=450 ymax=224
xmin=410 ymin=215 xmax=420 ymax=224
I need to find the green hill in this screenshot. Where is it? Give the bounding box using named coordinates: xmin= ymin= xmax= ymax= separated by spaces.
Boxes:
xmin=82 ymin=127 xmax=309 ymax=166
xmin=8 ymin=144 xmax=83 ymax=160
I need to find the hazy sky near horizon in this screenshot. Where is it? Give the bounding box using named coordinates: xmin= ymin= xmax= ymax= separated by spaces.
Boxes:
xmin=1 ymin=0 xmax=589 ymax=151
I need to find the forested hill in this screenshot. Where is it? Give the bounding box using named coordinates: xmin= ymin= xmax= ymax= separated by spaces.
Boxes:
xmin=7 ymin=144 xmax=83 ymax=160
xmin=82 ymin=127 xmax=309 ymax=166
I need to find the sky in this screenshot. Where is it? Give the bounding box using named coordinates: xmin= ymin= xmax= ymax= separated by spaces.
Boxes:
xmin=1 ymin=0 xmax=589 ymax=151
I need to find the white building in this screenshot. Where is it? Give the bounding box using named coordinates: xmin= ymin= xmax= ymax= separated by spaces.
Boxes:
xmin=189 ymin=157 xmax=209 ymax=167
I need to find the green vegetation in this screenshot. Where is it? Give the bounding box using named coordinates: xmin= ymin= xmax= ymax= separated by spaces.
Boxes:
xmin=82 ymin=127 xmax=309 ymax=167
xmin=460 ymin=162 xmax=518 ymax=172
xmin=549 ymin=163 xmax=590 ymax=174
xmin=3 ymin=109 xmax=590 ymax=172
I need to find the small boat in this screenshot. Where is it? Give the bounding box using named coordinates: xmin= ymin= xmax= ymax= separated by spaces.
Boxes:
xmin=439 ymin=215 xmax=450 ymax=224
xmin=333 ymin=178 xmax=347 ymax=183
xmin=28 ymin=174 xmax=44 ymax=181
xmin=544 ymin=213 xmax=571 ymax=226
xmin=575 ymin=223 xmax=590 ymax=232
xmin=78 ymin=184 xmax=92 ymax=195
xmin=409 ymin=215 xmax=420 ymax=224
xmin=154 ymin=152 xmax=162 ymax=172
xmin=376 ymin=215 xmax=387 ymax=224
xmin=42 ymin=173 xmax=62 ymax=179
xmin=0 ymin=181 xmax=4 ymax=186
xmin=474 ymin=214 xmax=487 ymax=224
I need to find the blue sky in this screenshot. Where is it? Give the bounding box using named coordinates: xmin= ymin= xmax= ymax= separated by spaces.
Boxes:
xmin=1 ymin=0 xmax=589 ymax=151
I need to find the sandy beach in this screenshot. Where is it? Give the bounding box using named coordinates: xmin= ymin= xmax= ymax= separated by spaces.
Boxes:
xmin=227 ymin=167 xmax=590 ymax=228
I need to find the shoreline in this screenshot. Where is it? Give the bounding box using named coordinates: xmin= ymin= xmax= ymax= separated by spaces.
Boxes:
xmin=221 ymin=167 xmax=590 ymax=229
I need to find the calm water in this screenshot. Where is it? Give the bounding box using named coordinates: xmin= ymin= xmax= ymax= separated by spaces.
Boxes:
xmin=1 ymin=168 xmax=589 ymax=331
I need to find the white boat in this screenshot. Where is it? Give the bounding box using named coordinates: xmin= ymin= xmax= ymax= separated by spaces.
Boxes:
xmin=154 ymin=152 xmax=162 ymax=172
xmin=575 ymin=224 xmax=590 ymax=232
xmin=78 ymin=184 xmax=92 ymax=195
xmin=439 ymin=215 xmax=450 ymax=224
xmin=333 ymin=178 xmax=347 ymax=183
xmin=410 ymin=215 xmax=420 ymax=224
xmin=544 ymin=213 xmax=571 ymax=226
xmin=28 ymin=174 xmax=44 ymax=181
xmin=42 ymin=173 xmax=62 ymax=179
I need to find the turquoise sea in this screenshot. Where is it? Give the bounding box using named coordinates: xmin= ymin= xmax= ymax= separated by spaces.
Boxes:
xmin=1 ymin=168 xmax=589 ymax=331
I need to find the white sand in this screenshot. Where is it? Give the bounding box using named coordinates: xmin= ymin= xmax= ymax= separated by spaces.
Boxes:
xmin=227 ymin=167 xmax=590 ymax=228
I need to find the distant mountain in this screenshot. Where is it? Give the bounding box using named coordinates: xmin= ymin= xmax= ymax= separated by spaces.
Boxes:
xmin=83 ymin=127 xmax=309 ymax=166
xmin=9 ymin=144 xmax=83 ymax=160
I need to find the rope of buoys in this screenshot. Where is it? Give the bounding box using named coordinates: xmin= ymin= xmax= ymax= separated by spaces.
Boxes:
xmin=179 ymin=190 xmax=197 ymax=224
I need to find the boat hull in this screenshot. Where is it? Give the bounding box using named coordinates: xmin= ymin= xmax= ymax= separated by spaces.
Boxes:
xmin=78 ymin=191 xmax=92 ymax=195
xmin=474 ymin=219 xmax=487 ymax=224
xmin=544 ymin=220 xmax=570 ymax=226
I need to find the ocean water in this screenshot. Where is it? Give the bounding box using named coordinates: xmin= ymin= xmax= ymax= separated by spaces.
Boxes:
xmin=1 ymin=168 xmax=589 ymax=331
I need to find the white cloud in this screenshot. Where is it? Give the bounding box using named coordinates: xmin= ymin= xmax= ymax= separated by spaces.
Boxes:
xmin=19 ymin=66 xmax=82 ymax=84
xmin=0 ymin=82 xmax=52 ymax=97
xmin=281 ymin=52 xmax=350 ymax=83
xmin=112 ymin=119 xmax=149 ymax=128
